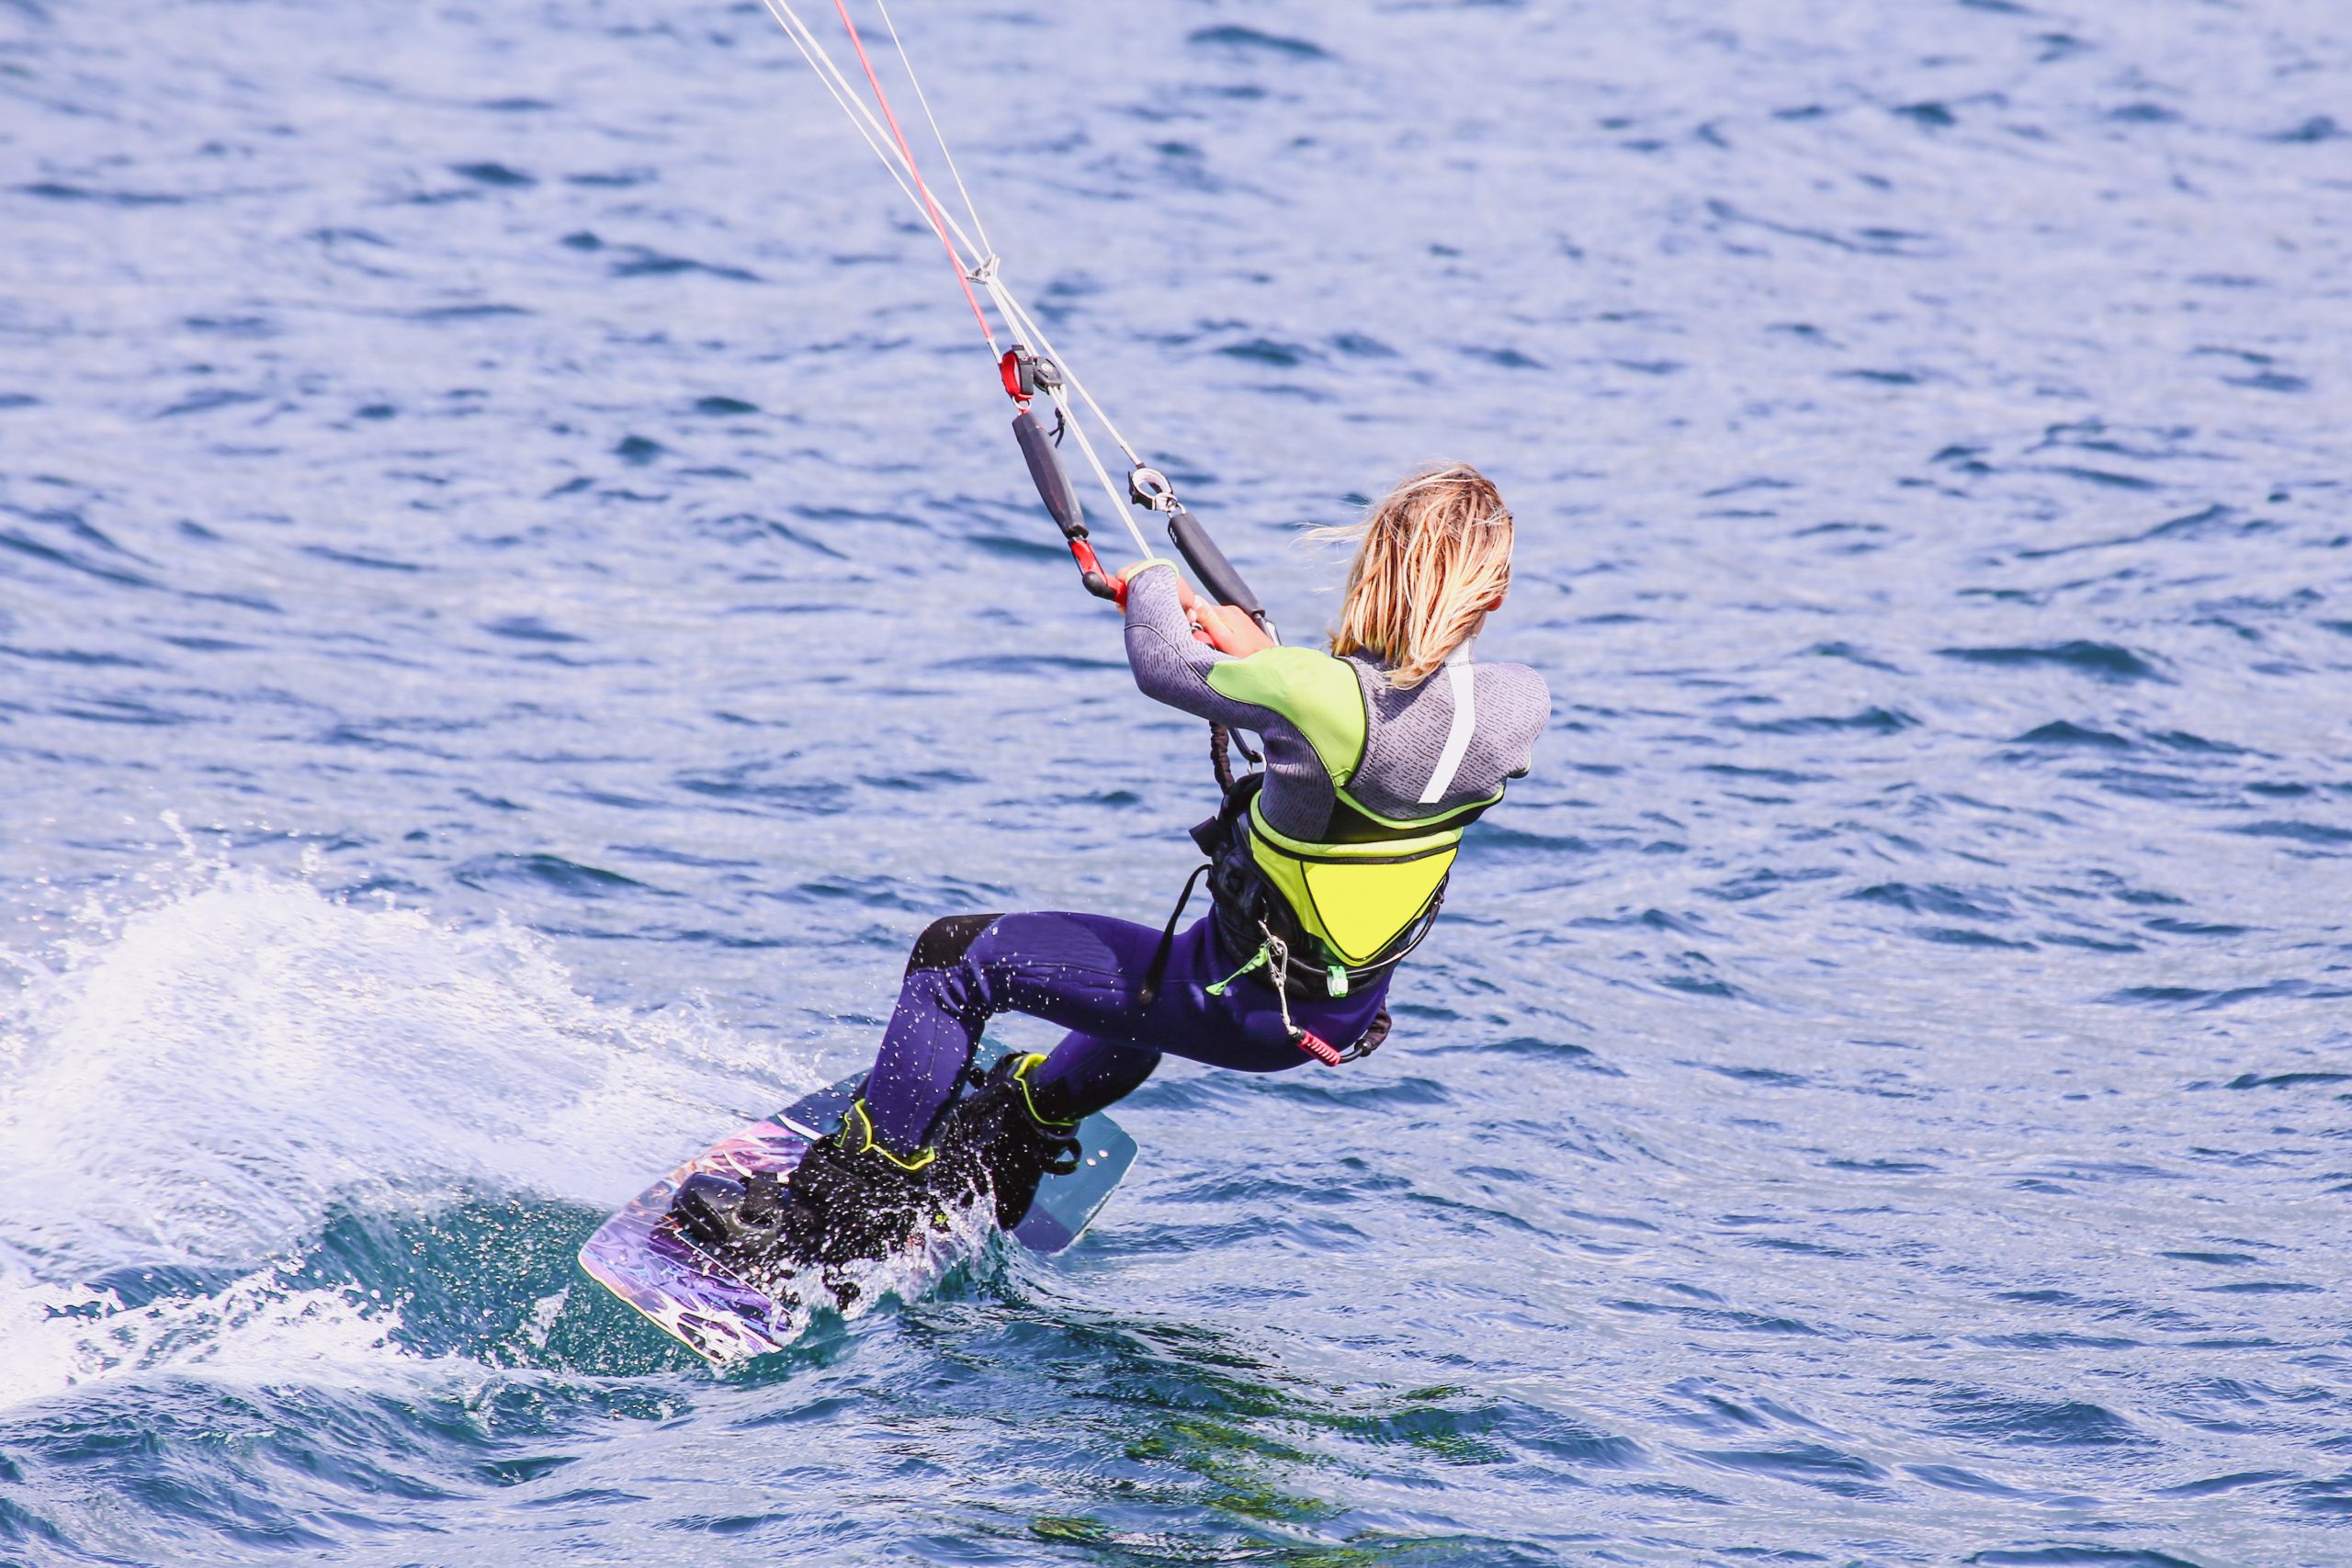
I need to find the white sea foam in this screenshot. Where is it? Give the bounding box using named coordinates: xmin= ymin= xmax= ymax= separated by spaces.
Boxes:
xmin=0 ymin=849 xmax=822 ymax=1407
xmin=763 ymin=1193 xmax=1002 ymax=1345
xmin=0 ymin=1273 xmax=403 ymax=1412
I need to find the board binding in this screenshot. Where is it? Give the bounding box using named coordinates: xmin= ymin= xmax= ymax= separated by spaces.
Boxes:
xmin=578 ymin=1057 xmax=1136 ymax=1364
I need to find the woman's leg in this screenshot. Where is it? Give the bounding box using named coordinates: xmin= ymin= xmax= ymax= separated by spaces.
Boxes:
xmin=1026 ymin=1031 xmax=1162 ymax=1123
xmin=862 ymin=909 xmax=1196 ymax=1149
xmin=859 ymin=913 xmax=1009 ymax=1152
xmin=860 ymin=910 xmax=1393 ymax=1149
xmin=1023 ymin=914 xmax=1392 ymax=1118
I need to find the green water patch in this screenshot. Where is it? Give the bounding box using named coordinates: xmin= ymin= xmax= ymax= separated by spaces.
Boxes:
xmin=1025 ymin=1511 xmax=1547 ymax=1566
xmin=288 ymin=1193 xmax=706 ymax=1377
xmin=870 ymin=1298 xmax=1578 ymax=1565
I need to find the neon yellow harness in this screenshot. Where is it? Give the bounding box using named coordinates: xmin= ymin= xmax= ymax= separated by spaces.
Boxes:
xmin=1194 ymin=647 xmax=1497 ymax=979
xmin=1242 ymin=792 xmax=1482 ymax=967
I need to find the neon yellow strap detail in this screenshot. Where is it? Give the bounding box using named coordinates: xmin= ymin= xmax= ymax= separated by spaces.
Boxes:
xmin=844 ymin=1100 xmax=937 ymax=1173
xmin=1122 ymin=558 xmax=1180 ymax=584
xmin=1333 ymin=783 xmax=1503 ymax=834
xmin=1010 ymin=1053 xmax=1080 ymax=1129
xmin=1204 ymin=942 xmax=1269 ymax=997
xmin=1248 ymin=797 xmax=1464 ymax=862
xmin=1204 ymin=647 xmax=1369 ymax=784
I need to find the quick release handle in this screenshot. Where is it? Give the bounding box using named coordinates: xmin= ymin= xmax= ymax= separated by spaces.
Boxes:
xmin=1167 ymin=509 xmax=1272 ymax=636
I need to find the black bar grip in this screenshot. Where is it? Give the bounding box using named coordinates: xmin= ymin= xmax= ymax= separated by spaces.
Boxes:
xmin=1012 ymin=410 xmax=1086 ymax=541
xmin=1167 ymin=508 xmax=1270 ymax=629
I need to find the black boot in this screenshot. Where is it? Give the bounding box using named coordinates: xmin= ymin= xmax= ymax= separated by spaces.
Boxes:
xmin=773 ymin=1101 xmax=944 ymax=1267
xmin=669 ymin=1100 xmax=943 ymax=1270
xmin=935 ymin=1053 xmax=1082 ymax=1231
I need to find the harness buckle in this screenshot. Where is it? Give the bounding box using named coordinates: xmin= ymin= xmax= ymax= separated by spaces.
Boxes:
xmin=1338 ymin=1008 xmax=1392 ymax=1062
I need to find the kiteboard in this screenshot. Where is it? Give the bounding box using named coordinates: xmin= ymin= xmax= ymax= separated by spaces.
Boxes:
xmin=578 ymin=1049 xmax=1136 ymax=1364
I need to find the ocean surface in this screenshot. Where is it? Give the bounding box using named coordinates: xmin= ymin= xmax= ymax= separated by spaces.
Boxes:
xmin=3 ymin=1 xmax=2348 ymax=1562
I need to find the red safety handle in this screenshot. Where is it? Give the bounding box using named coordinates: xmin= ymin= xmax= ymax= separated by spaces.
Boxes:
xmin=1291 ymin=1029 xmax=1343 ymax=1067
xmin=1000 ymin=348 xmax=1032 ymax=409
xmin=1070 ymin=537 xmax=1116 ymax=602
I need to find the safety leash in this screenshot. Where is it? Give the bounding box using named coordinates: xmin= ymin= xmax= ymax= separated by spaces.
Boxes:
xmin=1198 ymin=921 xmax=1351 ymax=1067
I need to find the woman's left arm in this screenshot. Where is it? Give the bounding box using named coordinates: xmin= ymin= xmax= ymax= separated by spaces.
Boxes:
xmin=1120 ymin=566 xmax=1306 ymax=732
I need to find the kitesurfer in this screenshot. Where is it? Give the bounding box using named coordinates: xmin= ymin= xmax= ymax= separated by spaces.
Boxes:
xmin=675 ymin=463 xmax=1549 ymax=1268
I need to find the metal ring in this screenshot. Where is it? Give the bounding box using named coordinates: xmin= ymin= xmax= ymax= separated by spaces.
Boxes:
xmin=1127 ymin=466 xmax=1178 ymax=513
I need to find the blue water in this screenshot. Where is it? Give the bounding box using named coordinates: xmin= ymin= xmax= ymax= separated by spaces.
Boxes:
xmin=3 ymin=1 xmax=2348 ymax=1562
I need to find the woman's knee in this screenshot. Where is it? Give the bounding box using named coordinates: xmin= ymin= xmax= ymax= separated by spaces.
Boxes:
xmin=905 ymin=912 xmax=1002 ymax=976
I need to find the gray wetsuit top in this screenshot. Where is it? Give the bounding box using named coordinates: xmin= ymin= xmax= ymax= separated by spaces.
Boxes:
xmin=1120 ymin=563 xmax=1548 ymax=847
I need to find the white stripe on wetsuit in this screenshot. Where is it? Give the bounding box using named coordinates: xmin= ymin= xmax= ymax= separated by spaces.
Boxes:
xmin=1419 ymin=645 xmax=1476 ymax=805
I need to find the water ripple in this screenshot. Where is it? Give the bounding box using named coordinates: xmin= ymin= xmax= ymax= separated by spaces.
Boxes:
xmin=2 ymin=0 xmax=2346 ymax=1562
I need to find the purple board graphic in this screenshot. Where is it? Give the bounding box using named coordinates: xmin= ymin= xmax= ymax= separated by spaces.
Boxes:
xmin=579 ymin=1066 xmax=1136 ymax=1364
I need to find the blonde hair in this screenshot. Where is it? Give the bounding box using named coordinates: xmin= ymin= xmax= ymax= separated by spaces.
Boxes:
xmin=1325 ymin=462 xmax=1514 ymax=687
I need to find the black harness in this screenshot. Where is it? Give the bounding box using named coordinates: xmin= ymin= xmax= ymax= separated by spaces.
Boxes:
xmin=1131 ymin=763 xmax=1431 ymax=1066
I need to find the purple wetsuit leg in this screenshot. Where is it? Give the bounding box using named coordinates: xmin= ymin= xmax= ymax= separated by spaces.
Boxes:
xmin=1027 ymin=1030 xmax=1161 ymax=1122
xmin=859 ymin=911 xmax=1390 ymax=1150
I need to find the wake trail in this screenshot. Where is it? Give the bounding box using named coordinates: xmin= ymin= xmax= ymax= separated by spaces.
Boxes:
xmin=0 ymin=850 xmax=820 ymax=1406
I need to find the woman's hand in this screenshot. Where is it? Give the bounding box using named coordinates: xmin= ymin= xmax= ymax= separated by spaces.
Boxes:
xmin=1177 ymin=580 xmax=1275 ymax=656
xmin=1110 ymin=558 xmax=1173 ymax=609
xmin=1116 ymin=562 xmax=1272 ymax=655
